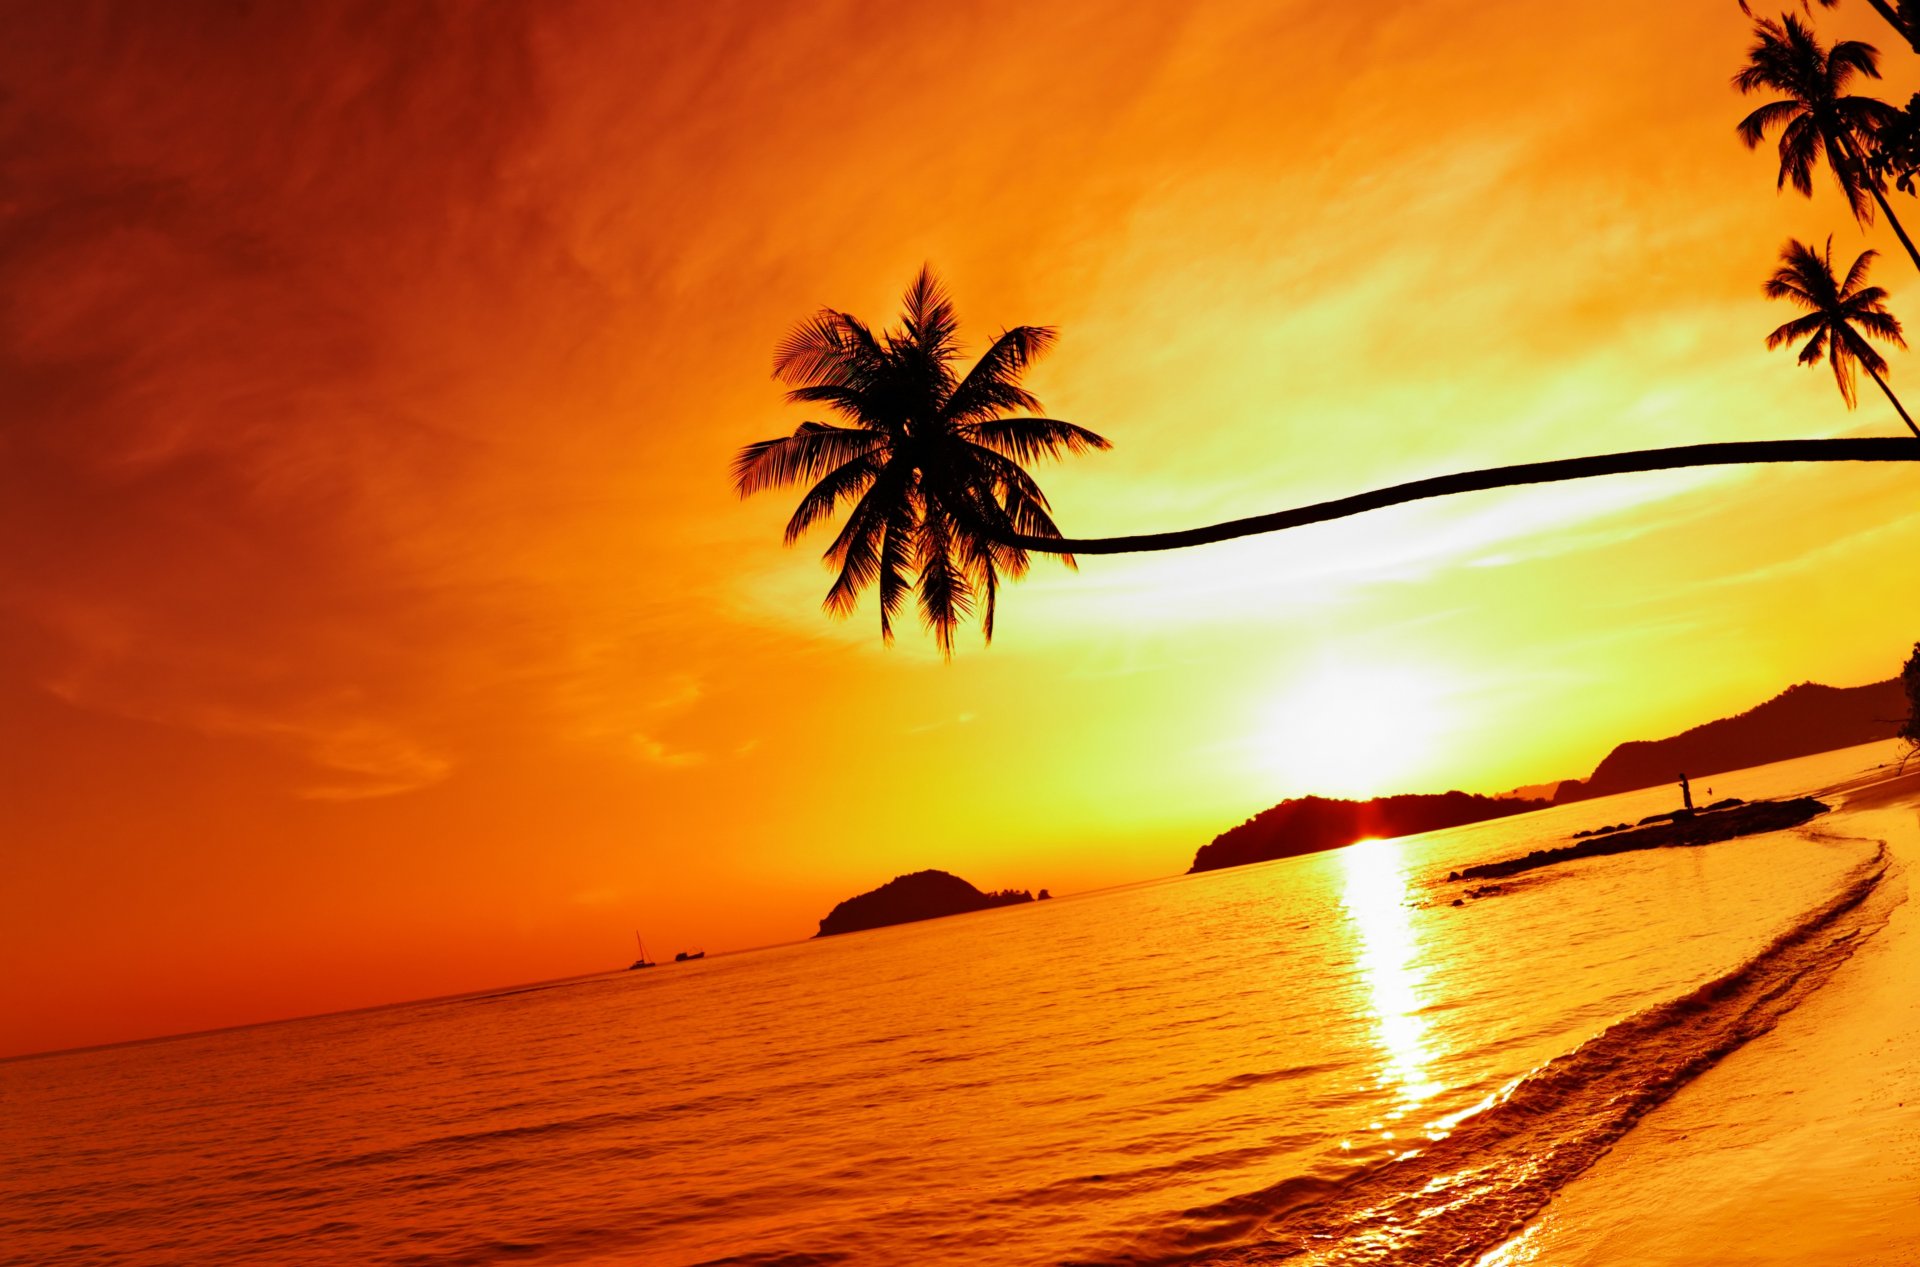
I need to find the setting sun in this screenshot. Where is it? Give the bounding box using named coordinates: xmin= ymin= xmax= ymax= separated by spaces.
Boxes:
xmin=1258 ymin=661 xmax=1457 ymax=798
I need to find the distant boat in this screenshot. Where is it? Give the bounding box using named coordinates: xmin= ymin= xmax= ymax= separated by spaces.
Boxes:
xmin=674 ymin=950 xmax=705 ymax=962
xmin=630 ymin=932 xmax=656 ymax=970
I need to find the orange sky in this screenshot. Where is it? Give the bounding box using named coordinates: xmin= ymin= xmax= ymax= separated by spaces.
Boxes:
xmin=4 ymin=0 xmax=1918 ymax=1058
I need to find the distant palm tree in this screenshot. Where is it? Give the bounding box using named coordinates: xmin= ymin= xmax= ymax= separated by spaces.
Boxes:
xmin=1765 ymin=236 xmax=1920 ymax=436
xmin=1734 ymin=15 xmax=1920 ymax=273
xmin=732 ymin=268 xmax=1110 ymax=654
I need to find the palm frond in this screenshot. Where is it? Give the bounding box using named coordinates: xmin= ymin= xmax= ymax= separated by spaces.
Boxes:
xmin=1828 ymin=38 xmax=1885 ymax=88
xmin=1797 ymin=326 xmax=1831 ymax=365
xmin=874 ymin=490 xmax=919 ymax=644
xmin=914 ymin=507 xmax=973 ymax=658
xmin=1767 ymin=311 xmax=1828 ymax=349
xmin=1852 ymin=306 xmax=1906 ymax=344
xmin=1843 ymin=247 xmax=1882 ymax=294
xmin=1737 ymin=98 xmax=1802 ymax=149
xmin=732 ymin=422 xmax=884 ymax=495
xmin=782 ymin=383 xmax=885 ymax=426
xmin=1777 ymin=115 xmax=1823 ymax=194
xmin=1841 ymin=325 xmax=1892 ymax=379
xmin=899 ymin=266 xmax=959 ymax=366
xmin=962 ymin=416 xmax=1112 ymax=463
xmin=772 ymin=312 xmax=854 ymax=386
xmin=822 ymin=482 xmax=891 ymax=618
xmin=942 ymin=325 xmax=1058 ymax=423
xmin=1831 ymin=339 xmax=1863 ymax=406
xmin=783 ymin=454 xmax=883 ymax=544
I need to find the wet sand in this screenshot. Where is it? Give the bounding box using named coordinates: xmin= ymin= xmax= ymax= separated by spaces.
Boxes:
xmin=1482 ymin=774 xmax=1920 ymax=1266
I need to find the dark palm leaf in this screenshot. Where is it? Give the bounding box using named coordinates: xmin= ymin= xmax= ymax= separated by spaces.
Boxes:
xmin=731 ymin=422 xmax=884 ymax=495
xmin=963 ymin=416 xmax=1112 ymax=464
xmin=943 ymin=326 xmax=1059 ymax=422
xmin=783 ymin=454 xmax=882 ymax=544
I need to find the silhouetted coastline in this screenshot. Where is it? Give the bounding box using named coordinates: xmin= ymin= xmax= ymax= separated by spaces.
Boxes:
xmin=1187 ymin=791 xmax=1550 ymax=874
xmin=1552 ymin=680 xmax=1903 ymax=803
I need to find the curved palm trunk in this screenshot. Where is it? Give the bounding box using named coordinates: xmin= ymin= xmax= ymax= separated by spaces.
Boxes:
xmin=1001 ymin=437 xmax=1920 ymax=555
xmin=1867 ymin=182 xmax=1920 ymax=278
xmin=1865 ymin=365 xmax=1920 ymax=437
xmin=1837 ymin=132 xmax=1920 ymax=276
xmin=1861 ymin=0 xmax=1920 ymax=53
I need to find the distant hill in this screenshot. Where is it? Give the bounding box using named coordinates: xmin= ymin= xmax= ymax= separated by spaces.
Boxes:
xmin=1552 ymin=678 xmax=1905 ymax=803
xmin=814 ymin=870 xmax=1037 ymax=937
xmin=1187 ymin=791 xmax=1551 ymax=874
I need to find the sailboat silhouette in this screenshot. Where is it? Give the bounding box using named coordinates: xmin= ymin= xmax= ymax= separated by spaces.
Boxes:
xmin=629 ymin=932 xmax=656 ymax=970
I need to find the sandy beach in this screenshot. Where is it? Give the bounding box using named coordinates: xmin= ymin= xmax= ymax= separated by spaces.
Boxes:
xmin=1484 ymin=771 xmax=1920 ymax=1266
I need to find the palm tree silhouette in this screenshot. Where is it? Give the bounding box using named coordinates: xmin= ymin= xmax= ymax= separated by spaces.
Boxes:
xmin=1734 ymin=15 xmax=1919 ymax=274
xmin=733 ymin=267 xmax=1110 ymax=654
xmin=1765 ymin=236 xmax=1920 ymax=436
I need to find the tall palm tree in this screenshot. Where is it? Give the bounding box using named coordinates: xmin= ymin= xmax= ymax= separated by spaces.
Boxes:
xmin=1733 ymin=14 xmax=1920 ymax=274
xmin=1764 ymin=236 xmax=1920 ymax=435
xmin=732 ymin=267 xmax=1110 ymax=654
xmin=739 ymin=279 xmax=1919 ymax=645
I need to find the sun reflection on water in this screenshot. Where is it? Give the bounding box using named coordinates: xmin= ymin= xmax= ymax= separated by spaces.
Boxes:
xmin=1340 ymin=838 xmax=1443 ymax=1134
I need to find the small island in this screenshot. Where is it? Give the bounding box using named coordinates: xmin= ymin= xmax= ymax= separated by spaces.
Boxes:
xmin=814 ymin=869 xmax=1038 ymax=938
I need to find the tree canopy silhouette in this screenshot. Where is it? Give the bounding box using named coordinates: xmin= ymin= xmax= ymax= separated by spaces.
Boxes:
xmin=732 ymin=267 xmax=1109 ymax=654
xmin=1764 ymin=236 xmax=1920 ymax=435
xmin=1734 ymin=13 xmax=1920 ymax=274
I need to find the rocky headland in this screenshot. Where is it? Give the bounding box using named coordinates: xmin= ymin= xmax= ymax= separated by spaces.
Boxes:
xmin=1188 ymin=791 xmax=1551 ymax=874
xmin=1448 ymin=796 xmax=1830 ymax=884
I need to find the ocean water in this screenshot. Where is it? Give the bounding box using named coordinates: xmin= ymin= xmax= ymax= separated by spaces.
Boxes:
xmin=1 ymin=741 xmax=1906 ymax=1267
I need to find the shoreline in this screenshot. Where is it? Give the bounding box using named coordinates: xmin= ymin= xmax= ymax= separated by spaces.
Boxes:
xmin=1479 ymin=774 xmax=1920 ymax=1266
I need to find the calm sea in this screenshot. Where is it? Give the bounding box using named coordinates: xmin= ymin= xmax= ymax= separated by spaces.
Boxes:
xmin=1 ymin=742 xmax=1905 ymax=1267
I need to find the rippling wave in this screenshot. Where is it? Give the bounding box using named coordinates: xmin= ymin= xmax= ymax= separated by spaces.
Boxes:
xmin=1120 ymin=840 xmax=1893 ymax=1266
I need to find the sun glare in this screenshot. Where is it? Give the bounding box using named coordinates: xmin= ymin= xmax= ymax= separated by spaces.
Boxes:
xmin=1340 ymin=838 xmax=1443 ymax=1124
xmin=1257 ymin=660 xmax=1454 ymax=799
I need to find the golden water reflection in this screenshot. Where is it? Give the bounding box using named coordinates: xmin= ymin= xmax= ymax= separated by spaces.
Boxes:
xmin=1340 ymin=839 xmax=1443 ymax=1133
